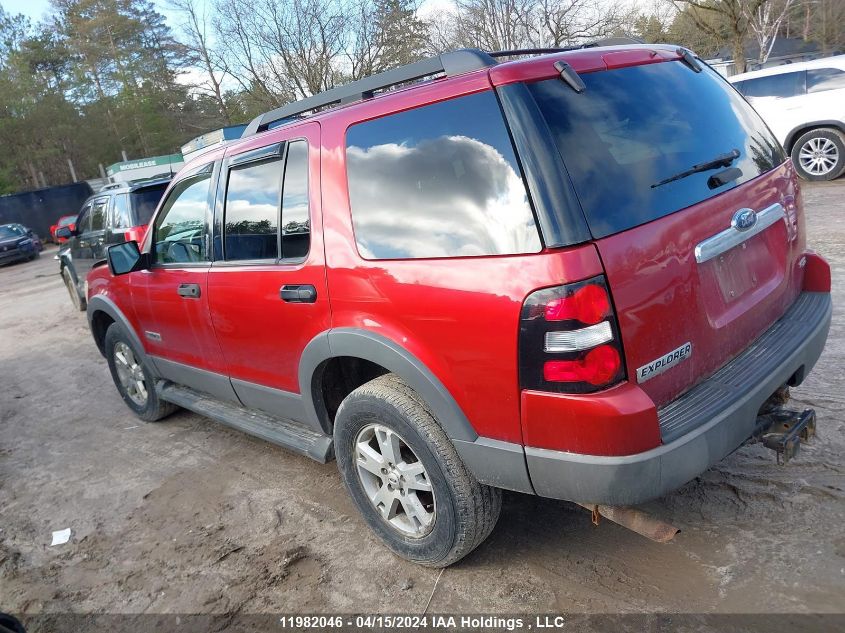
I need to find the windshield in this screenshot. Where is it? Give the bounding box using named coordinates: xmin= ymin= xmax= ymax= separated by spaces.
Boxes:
xmin=130 ymin=184 xmax=168 ymax=226
xmin=0 ymin=225 xmax=23 ymax=239
xmin=527 ymin=61 xmax=785 ymax=238
xmin=58 ymin=216 xmax=76 ymax=227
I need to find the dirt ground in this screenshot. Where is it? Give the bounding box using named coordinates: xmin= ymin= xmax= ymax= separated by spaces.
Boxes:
xmin=1 ymin=182 xmax=844 ymax=627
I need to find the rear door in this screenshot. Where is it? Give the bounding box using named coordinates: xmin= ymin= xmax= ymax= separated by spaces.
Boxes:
xmin=207 ymin=123 xmax=330 ymax=420
xmin=528 ymin=57 xmax=804 ymax=407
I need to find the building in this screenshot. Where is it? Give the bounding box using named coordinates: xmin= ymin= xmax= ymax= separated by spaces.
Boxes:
xmin=106 ymin=153 xmax=184 ymax=183
xmin=181 ymin=125 xmax=247 ymax=163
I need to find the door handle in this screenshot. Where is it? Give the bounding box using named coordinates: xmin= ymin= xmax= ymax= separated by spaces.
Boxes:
xmin=280 ymin=284 xmax=317 ymax=303
xmin=177 ymin=283 xmax=201 ymax=298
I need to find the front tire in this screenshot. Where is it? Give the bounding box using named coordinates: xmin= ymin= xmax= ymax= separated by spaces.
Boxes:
xmin=334 ymin=374 xmax=501 ymax=567
xmin=791 ymin=128 xmax=845 ymax=181
xmin=62 ymin=266 xmax=86 ymax=312
xmin=104 ymin=323 xmax=176 ymax=422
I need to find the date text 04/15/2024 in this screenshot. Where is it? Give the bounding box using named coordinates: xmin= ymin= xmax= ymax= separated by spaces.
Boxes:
xmin=278 ymin=615 xmax=571 ymax=630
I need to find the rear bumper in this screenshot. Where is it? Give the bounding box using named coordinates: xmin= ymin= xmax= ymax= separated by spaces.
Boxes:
xmin=524 ymin=291 xmax=832 ymax=505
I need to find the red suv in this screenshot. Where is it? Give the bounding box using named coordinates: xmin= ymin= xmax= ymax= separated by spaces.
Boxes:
xmin=86 ymin=44 xmax=832 ymax=567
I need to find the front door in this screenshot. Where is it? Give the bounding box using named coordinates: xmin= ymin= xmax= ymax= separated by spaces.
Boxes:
xmin=71 ymin=196 xmax=109 ymax=281
xmin=207 ymin=124 xmax=330 ymax=422
xmin=133 ymin=164 xmax=234 ymax=401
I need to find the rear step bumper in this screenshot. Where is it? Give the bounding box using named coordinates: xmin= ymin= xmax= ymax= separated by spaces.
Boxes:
xmin=524 ymin=291 xmax=832 ymax=506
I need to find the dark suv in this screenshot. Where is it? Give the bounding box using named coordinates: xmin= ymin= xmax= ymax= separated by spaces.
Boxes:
xmin=58 ymin=178 xmax=169 ymax=310
xmin=86 ymin=45 xmax=831 ymax=567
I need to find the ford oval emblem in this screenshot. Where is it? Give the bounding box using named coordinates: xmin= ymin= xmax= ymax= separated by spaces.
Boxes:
xmin=732 ymin=208 xmax=757 ymax=232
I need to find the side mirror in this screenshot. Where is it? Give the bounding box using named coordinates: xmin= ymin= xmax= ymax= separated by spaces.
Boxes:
xmin=107 ymin=241 xmax=146 ymax=276
xmin=55 ymin=226 xmax=74 ymax=239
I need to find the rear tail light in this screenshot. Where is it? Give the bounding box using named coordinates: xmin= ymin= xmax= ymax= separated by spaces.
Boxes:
xmin=519 ymin=276 xmax=625 ymax=393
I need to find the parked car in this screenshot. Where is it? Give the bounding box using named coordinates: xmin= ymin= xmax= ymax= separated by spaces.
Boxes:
xmin=50 ymin=214 xmax=77 ymax=244
xmin=57 ymin=178 xmax=169 ymax=310
xmin=730 ymin=55 xmax=845 ymax=180
xmin=85 ymin=44 xmax=831 ymax=567
xmin=0 ymin=223 xmax=43 ymax=265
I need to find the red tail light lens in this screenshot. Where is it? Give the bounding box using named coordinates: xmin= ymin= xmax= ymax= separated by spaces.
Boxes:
xmin=520 ymin=276 xmax=625 ymax=394
xmin=543 ymin=345 xmax=621 ymax=385
xmin=544 ymin=283 xmax=610 ymax=324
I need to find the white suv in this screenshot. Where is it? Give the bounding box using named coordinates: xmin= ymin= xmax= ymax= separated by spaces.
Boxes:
xmin=730 ymin=55 xmax=845 ymax=181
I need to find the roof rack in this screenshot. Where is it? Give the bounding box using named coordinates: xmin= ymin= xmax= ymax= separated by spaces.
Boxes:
xmin=488 ymin=37 xmax=645 ymax=59
xmin=241 ymin=38 xmax=644 ymax=137
xmin=242 ymin=49 xmax=496 ymax=137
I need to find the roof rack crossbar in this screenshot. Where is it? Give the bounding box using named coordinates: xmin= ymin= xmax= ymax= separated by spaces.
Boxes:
xmin=243 ymin=48 xmax=497 ymax=137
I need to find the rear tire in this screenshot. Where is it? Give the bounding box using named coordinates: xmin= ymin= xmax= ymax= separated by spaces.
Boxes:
xmin=334 ymin=374 xmax=501 ymax=567
xmin=104 ymin=323 xmax=176 ymax=422
xmin=791 ymin=128 xmax=845 ymax=181
xmin=62 ymin=266 xmax=86 ymax=312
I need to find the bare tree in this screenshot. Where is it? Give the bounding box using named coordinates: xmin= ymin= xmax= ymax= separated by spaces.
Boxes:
xmin=671 ymin=0 xmax=767 ymax=73
xmin=170 ymin=0 xmax=231 ymax=123
xmin=532 ymin=0 xmax=629 ymax=47
xmin=743 ymin=0 xmax=796 ymax=63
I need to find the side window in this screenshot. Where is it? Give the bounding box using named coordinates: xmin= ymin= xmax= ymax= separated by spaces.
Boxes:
xmin=807 ymin=68 xmax=845 ymax=93
xmin=741 ymin=72 xmax=806 ymax=98
xmin=90 ymin=198 xmax=108 ymax=231
xmin=281 ymin=140 xmax=310 ymax=260
xmin=154 ymin=173 xmax=211 ymax=264
xmin=345 ymin=91 xmax=541 ymax=259
xmin=112 ymin=194 xmax=132 ymax=229
xmin=224 ymin=158 xmax=282 ymax=261
xmin=76 ymin=204 xmax=92 ymax=234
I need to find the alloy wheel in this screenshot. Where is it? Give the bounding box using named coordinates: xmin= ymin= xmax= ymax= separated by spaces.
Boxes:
xmin=113 ymin=341 xmax=148 ymax=407
xmin=798 ymin=136 xmax=839 ymax=176
xmin=354 ymin=423 xmax=436 ymax=537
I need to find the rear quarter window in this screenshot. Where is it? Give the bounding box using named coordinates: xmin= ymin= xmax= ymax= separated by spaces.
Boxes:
xmin=529 ymin=61 xmax=785 ymax=238
xmin=345 ymin=91 xmax=541 ymax=259
xmin=807 ymin=67 xmax=845 ymax=93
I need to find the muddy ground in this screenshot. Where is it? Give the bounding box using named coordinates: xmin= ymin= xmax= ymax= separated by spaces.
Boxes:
xmin=1 ymin=182 xmax=843 ymax=628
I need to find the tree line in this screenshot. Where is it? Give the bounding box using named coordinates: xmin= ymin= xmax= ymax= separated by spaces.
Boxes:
xmin=0 ymin=0 xmax=842 ymax=194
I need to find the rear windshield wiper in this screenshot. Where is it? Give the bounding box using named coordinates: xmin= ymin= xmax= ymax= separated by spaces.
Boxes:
xmin=651 ymin=148 xmax=741 ymax=188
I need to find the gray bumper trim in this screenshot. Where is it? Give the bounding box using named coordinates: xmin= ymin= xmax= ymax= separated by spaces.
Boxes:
xmin=453 ymin=437 xmax=535 ymax=495
xmin=525 ymin=291 xmax=832 ymax=506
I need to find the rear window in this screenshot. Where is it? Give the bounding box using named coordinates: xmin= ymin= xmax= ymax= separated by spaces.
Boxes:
xmin=346 ymin=91 xmax=541 ymax=259
xmin=130 ymin=184 xmax=168 ymax=226
xmin=529 ymin=61 xmax=785 ymax=238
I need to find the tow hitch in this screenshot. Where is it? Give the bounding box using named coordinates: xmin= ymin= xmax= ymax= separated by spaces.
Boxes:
xmin=755 ymin=406 xmax=816 ymax=464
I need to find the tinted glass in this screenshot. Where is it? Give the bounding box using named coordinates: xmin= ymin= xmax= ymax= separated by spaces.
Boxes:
xmin=131 ymin=184 xmax=168 ymax=226
xmin=90 ymin=199 xmax=108 ymax=231
xmin=807 ymin=68 xmax=845 ymax=93
xmin=739 ymin=71 xmax=805 ymax=98
xmin=281 ymin=141 xmax=310 ymax=260
xmin=154 ymin=174 xmax=211 ymax=264
xmin=112 ymin=194 xmax=131 ymax=229
xmin=224 ymin=159 xmax=282 ymax=260
xmin=76 ymin=204 xmax=92 ymax=233
xmin=346 ymin=91 xmax=541 ymax=259
xmin=529 ymin=62 xmax=785 ymax=238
